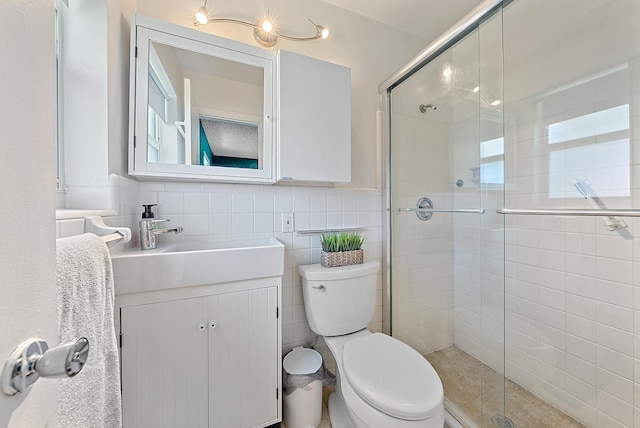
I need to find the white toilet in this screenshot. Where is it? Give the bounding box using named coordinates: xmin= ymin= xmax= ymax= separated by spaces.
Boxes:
xmin=298 ymin=261 xmax=445 ymax=428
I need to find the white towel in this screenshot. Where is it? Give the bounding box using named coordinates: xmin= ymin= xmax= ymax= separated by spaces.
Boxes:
xmin=56 ymin=233 xmax=122 ymax=428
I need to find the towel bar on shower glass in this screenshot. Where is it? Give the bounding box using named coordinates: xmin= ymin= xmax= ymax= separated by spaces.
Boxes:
xmin=497 ymin=208 xmax=640 ymax=217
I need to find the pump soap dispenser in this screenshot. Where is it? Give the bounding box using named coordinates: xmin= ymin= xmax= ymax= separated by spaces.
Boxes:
xmin=141 ymin=204 xmax=155 ymax=219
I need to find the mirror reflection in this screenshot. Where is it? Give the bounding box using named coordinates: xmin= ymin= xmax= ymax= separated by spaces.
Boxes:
xmin=147 ymin=41 xmax=264 ymax=169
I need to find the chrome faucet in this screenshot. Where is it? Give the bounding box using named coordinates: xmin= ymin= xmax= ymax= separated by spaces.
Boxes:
xmin=139 ymin=218 xmax=183 ymax=250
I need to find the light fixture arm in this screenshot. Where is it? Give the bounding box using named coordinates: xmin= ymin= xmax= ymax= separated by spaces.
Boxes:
xmin=194 ymin=9 xmax=328 ymax=47
xmin=275 ymin=19 xmax=327 ymax=42
xmin=196 ymin=18 xmax=257 ymax=30
xmin=275 ymin=29 xmax=324 ymax=42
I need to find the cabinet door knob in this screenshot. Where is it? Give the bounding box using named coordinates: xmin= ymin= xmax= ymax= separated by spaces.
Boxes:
xmin=210 ymin=322 xmax=217 ymax=329
xmin=198 ymin=324 xmax=206 ymax=331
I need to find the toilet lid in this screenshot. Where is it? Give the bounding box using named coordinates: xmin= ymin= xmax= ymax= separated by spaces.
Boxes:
xmin=342 ymin=333 xmax=443 ymax=421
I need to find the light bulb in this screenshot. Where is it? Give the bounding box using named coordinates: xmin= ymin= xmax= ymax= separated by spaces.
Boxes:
xmin=195 ymin=6 xmax=209 ymax=25
xmin=254 ymin=19 xmax=278 ymax=47
xmin=443 ymin=67 xmax=452 ymax=78
xmin=318 ymin=26 xmax=329 ymax=39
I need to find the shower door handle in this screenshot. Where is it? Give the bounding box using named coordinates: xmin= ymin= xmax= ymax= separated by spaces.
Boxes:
xmin=397 ymin=197 xmax=485 ymax=221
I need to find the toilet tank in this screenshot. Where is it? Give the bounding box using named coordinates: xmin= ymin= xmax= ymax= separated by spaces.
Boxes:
xmin=298 ymin=261 xmax=380 ymax=337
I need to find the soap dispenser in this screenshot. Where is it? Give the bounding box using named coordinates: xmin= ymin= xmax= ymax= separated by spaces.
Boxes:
xmin=139 ymin=204 xmax=158 ymax=249
xmin=141 ymin=204 xmax=156 ymax=219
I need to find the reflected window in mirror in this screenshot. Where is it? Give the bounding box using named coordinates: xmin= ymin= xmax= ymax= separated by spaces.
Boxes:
xmin=147 ymin=42 xmax=186 ymax=165
xmin=147 ymin=106 xmax=161 ymax=162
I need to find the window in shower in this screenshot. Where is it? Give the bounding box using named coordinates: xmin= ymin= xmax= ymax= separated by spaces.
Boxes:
xmin=546 ymin=103 xmax=630 ymax=198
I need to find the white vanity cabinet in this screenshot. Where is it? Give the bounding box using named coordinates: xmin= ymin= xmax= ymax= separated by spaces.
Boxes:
xmin=118 ymin=279 xmax=281 ymax=428
xmin=277 ymin=50 xmax=352 ymax=184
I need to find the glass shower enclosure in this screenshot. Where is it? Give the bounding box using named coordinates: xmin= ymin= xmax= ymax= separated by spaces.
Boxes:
xmin=385 ymin=4 xmax=505 ymax=425
xmin=383 ymin=0 xmax=640 ymax=427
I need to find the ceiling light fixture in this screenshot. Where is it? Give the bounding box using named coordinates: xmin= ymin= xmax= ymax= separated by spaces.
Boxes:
xmin=194 ymin=3 xmax=329 ymax=48
xmin=195 ymin=0 xmax=209 ymax=25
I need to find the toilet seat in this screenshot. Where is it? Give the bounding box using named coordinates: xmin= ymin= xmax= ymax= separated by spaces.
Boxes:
xmin=324 ymin=330 xmax=444 ymax=428
xmin=343 ymin=333 xmax=443 ymax=421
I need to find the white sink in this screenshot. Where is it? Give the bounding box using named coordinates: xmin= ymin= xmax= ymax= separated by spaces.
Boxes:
xmin=111 ymin=237 xmax=285 ymax=295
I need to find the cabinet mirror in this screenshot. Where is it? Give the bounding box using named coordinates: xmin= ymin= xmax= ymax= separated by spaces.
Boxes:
xmin=129 ymin=15 xmax=276 ymax=183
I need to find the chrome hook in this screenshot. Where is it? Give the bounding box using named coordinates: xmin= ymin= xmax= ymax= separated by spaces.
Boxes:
xmin=1 ymin=337 xmax=89 ymax=396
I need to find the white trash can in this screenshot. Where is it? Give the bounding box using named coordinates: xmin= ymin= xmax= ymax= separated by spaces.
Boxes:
xmin=283 ymin=347 xmax=323 ymax=428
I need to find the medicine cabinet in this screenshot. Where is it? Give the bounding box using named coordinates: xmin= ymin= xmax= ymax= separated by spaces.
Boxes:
xmin=277 ymin=50 xmax=351 ymax=184
xmin=129 ymin=15 xmax=276 ymax=183
xmin=129 ymin=15 xmax=352 ymax=185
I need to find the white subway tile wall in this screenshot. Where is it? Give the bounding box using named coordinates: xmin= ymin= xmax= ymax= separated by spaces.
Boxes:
xmin=494 ymin=59 xmax=640 ymax=426
xmin=57 ymin=175 xmax=384 ymax=369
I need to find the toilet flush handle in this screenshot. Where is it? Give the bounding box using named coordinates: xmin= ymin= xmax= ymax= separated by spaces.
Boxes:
xmin=312 ymin=284 xmax=326 ymax=292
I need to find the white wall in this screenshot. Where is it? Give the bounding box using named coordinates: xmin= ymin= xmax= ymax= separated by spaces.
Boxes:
xmin=55 ymin=0 xmax=427 ymax=361
xmin=0 ymin=0 xmax=58 ymax=426
xmin=60 ymin=0 xmax=110 ymax=205
xmin=107 ymin=0 xmax=136 ymax=178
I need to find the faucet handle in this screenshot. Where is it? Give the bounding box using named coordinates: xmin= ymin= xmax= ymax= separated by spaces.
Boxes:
xmin=151 ymin=219 xmax=170 ymax=224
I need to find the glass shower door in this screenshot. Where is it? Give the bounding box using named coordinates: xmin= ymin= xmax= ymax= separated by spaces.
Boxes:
xmin=388 ymin=8 xmax=505 ymax=427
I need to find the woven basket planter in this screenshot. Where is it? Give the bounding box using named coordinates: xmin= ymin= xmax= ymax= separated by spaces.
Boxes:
xmin=321 ymin=249 xmax=364 ymax=268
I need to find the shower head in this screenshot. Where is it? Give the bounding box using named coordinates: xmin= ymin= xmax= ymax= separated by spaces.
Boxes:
xmin=419 ymin=104 xmax=436 ymax=113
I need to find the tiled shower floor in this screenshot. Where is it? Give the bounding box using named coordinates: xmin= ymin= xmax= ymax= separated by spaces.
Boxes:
xmin=425 ymin=346 xmax=586 ymax=428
